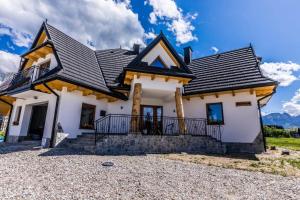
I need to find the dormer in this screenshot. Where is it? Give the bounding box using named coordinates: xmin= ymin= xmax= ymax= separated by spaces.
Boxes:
xmin=123 ymin=32 xmax=195 ymax=85
xmin=20 ymin=23 xmax=58 ymax=73
xmin=141 ymin=40 xmax=180 ymax=68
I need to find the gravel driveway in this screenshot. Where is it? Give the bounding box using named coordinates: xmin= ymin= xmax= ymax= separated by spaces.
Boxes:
xmin=0 ymin=144 xmax=299 ymax=200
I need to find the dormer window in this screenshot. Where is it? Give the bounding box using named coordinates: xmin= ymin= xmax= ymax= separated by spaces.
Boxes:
xmin=150 ymin=56 xmax=167 ymax=68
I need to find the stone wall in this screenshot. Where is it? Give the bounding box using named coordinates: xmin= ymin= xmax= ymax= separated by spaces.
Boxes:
xmin=224 ymin=131 xmax=265 ymax=154
xmin=95 ymin=134 xmax=225 ymax=155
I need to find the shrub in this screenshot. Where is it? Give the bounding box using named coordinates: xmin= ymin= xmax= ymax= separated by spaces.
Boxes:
xmin=264 ymin=126 xmax=291 ymax=138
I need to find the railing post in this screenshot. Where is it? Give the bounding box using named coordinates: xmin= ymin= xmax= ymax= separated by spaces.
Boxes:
xmin=108 ymin=115 xmax=111 ymax=134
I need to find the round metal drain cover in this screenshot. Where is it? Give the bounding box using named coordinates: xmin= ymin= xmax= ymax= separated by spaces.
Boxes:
xmin=102 ymin=161 xmax=114 ymax=167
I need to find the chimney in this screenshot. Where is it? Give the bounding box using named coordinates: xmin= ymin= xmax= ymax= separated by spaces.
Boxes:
xmin=184 ymin=46 xmax=192 ymax=64
xmin=133 ymin=43 xmax=140 ymax=54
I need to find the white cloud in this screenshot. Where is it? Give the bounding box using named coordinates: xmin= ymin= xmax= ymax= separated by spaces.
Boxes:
xmin=0 ymin=0 xmax=146 ymax=49
xmin=146 ymin=0 xmax=197 ymax=44
xmin=0 ymin=50 xmax=20 ymax=73
xmin=260 ymin=61 xmax=300 ymax=87
xmin=211 ymin=46 xmax=219 ymax=54
xmin=283 ymin=89 xmax=300 ymax=116
xmin=145 ymin=31 xmax=157 ymax=40
xmin=0 ymin=26 xmax=32 ymax=47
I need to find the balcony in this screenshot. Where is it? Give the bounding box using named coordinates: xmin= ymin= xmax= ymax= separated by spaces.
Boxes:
xmin=0 ymin=66 xmax=50 ymax=92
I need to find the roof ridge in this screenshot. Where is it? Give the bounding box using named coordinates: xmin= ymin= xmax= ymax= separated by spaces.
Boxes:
xmin=45 ymin=22 xmax=95 ymax=52
xmin=192 ymin=46 xmax=253 ymax=61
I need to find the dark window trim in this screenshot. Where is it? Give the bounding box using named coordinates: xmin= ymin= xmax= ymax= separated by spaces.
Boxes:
xmin=236 ymin=101 xmax=252 ymax=107
xmin=13 ymin=106 xmax=22 ymax=126
xmin=79 ymin=103 xmax=96 ymax=130
xmin=206 ymin=102 xmax=224 ymax=125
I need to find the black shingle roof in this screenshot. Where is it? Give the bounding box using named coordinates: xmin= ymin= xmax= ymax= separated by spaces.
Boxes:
xmin=45 ymin=23 xmax=111 ymax=93
xmin=1 ymin=23 xmax=276 ymax=98
xmin=95 ymin=49 xmax=137 ymax=87
xmin=184 ymin=46 xmax=277 ymax=95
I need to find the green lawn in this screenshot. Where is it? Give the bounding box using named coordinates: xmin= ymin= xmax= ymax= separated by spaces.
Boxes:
xmin=266 ymin=137 xmax=300 ymax=151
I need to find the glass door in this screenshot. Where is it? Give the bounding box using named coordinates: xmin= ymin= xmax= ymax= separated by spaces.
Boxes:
xmin=141 ymin=105 xmax=163 ymax=134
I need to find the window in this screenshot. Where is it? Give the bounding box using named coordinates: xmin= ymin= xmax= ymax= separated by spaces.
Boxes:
xmin=236 ymin=101 xmax=252 ymax=107
xmin=150 ymin=56 xmax=167 ymax=68
xmin=79 ymin=103 xmax=96 ymax=129
xmin=13 ymin=106 xmax=22 ymax=126
xmin=206 ymin=103 xmax=224 ymax=125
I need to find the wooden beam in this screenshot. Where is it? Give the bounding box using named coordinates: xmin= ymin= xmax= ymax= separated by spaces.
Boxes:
xmin=199 ymin=95 xmax=204 ymax=100
xmin=137 ymin=73 xmax=141 ymax=79
xmin=130 ymin=83 xmax=142 ymax=132
xmin=232 ymin=91 xmax=235 ymax=96
xmin=151 ymin=74 xmax=155 ymax=80
xmin=250 ymin=89 xmax=254 ymax=95
xmin=175 ymin=88 xmax=186 ymax=134
xmin=215 ymin=93 xmax=219 ymax=98
xmin=165 ymin=76 xmax=170 ymax=82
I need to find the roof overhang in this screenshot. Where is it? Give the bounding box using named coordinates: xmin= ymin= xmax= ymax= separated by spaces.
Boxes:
xmin=123 ymin=69 xmax=193 ymax=85
xmin=183 ymin=83 xmax=277 ymax=100
xmin=33 ymin=75 xmax=128 ymax=101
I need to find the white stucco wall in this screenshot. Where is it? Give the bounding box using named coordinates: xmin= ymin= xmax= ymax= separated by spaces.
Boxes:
xmin=142 ymin=43 xmax=176 ymax=68
xmin=57 ymin=87 xmax=108 ymax=138
xmin=183 ymin=92 xmax=261 ymax=143
xmin=9 ymin=91 xmax=57 ymax=140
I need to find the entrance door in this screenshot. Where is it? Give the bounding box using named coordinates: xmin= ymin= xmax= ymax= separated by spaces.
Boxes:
xmin=28 ymin=104 xmax=48 ymax=140
xmin=141 ymin=105 xmax=163 ymax=134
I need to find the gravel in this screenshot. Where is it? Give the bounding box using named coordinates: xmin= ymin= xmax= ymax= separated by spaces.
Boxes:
xmin=0 ymin=144 xmax=299 ymax=200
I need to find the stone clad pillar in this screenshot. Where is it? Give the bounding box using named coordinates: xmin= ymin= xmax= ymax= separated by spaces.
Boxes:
xmin=175 ymin=87 xmax=186 ymax=134
xmin=131 ymin=83 xmax=142 ymax=132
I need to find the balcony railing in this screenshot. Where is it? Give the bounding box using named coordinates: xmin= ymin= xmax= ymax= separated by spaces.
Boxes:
xmin=95 ymin=114 xmax=222 ymax=142
xmin=0 ymin=66 xmax=50 ymax=91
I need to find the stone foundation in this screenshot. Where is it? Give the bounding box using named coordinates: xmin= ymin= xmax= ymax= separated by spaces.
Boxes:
xmin=94 ymin=134 xmax=225 ymax=155
xmin=224 ymin=132 xmax=265 ymax=154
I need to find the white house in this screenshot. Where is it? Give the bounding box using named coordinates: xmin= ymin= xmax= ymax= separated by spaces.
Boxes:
xmin=0 ymin=22 xmax=277 ymax=153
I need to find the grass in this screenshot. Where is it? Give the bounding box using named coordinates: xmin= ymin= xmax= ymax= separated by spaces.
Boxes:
xmin=266 ymin=137 xmax=300 ymax=151
xmin=164 ymin=151 xmax=300 ymax=177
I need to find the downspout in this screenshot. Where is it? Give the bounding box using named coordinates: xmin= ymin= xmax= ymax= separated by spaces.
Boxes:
xmin=0 ymin=97 xmax=13 ymax=142
xmin=257 ymin=90 xmax=276 ymax=151
xmin=43 ymin=83 xmax=59 ymax=148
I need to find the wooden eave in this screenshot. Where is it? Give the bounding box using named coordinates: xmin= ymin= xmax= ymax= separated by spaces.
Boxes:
xmin=34 ymin=80 xmax=120 ymax=102
xmin=124 ymin=70 xmax=192 ymax=85
xmin=0 ymin=96 xmax=16 ymax=116
xmin=183 ymin=85 xmax=276 ymax=100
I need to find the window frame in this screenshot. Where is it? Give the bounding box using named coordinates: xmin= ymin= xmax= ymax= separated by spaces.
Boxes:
xmin=79 ymin=103 xmax=96 ymax=130
xmin=206 ymin=102 xmax=224 ymax=125
xmin=13 ymin=106 xmax=22 ymax=126
xmin=150 ymin=56 xmax=168 ymax=68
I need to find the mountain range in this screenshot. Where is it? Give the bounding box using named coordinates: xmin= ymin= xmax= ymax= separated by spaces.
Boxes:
xmin=262 ymin=113 xmax=300 ymax=128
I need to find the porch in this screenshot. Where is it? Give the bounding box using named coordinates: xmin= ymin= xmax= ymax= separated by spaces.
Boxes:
xmin=95 ymin=114 xmax=222 ymax=141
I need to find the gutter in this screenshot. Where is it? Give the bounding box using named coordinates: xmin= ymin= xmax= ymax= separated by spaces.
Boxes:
xmin=257 ymin=90 xmax=276 ymax=151
xmin=43 ymin=83 xmax=59 ymax=148
xmin=0 ymin=97 xmax=13 ymax=142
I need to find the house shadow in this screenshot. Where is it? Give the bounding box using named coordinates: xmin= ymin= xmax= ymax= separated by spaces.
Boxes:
xmin=0 ymin=141 xmax=42 ymax=155
xmin=38 ymin=146 xmax=258 ymax=161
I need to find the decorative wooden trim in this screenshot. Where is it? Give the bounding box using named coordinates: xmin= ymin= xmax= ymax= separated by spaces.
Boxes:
xmin=183 ymin=85 xmax=276 ymax=100
xmin=159 ymin=40 xmax=180 ymax=67
xmin=124 ymin=71 xmax=191 ymax=85
xmin=34 ymin=80 xmax=118 ymax=102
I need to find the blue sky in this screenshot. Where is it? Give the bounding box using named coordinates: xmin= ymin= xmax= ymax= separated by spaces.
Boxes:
xmin=0 ymin=0 xmax=299 ymax=115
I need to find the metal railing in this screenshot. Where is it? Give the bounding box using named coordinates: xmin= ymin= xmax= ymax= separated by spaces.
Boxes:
xmin=0 ymin=66 xmax=50 ymax=91
xmin=95 ymin=114 xmax=222 ymax=142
